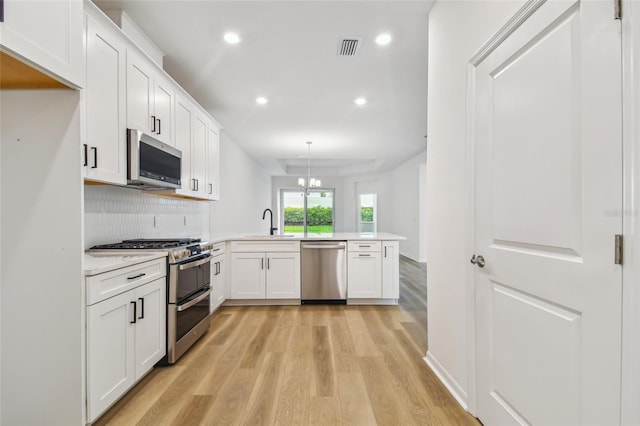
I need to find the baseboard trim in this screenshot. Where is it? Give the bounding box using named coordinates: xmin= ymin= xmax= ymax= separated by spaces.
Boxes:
xmin=424 ymin=351 xmax=468 ymax=411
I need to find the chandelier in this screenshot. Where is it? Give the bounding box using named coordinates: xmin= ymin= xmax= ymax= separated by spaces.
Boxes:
xmin=298 ymin=141 xmax=321 ymax=192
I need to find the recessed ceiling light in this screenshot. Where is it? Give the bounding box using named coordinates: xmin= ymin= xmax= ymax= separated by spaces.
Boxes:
xmin=375 ymin=33 xmax=392 ymax=46
xmin=354 ymin=97 xmax=367 ymax=106
xmin=256 ymin=96 xmax=268 ymax=105
xmin=224 ymin=32 xmax=241 ymax=44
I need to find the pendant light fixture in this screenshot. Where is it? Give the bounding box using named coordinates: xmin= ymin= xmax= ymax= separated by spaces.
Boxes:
xmin=298 ymin=141 xmax=321 ymax=193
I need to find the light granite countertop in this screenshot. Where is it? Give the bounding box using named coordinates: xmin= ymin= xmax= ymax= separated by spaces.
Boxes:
xmin=83 ymin=252 xmax=167 ymax=276
xmin=209 ymin=232 xmax=406 ymax=243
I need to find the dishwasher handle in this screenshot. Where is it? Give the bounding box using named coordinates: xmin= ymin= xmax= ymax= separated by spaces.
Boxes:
xmin=302 ymin=243 xmax=346 ymax=250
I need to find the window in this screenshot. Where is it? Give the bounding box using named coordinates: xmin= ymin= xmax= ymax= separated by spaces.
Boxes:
xmin=280 ymin=188 xmax=335 ymax=234
xmin=359 ymin=193 xmax=377 ymax=233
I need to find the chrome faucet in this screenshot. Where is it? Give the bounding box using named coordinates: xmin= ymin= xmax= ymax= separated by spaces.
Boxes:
xmin=262 ymin=208 xmax=278 ymax=236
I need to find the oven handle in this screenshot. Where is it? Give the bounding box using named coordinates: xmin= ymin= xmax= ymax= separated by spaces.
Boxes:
xmin=178 ymin=255 xmax=213 ymax=271
xmin=177 ymin=288 xmax=212 ymax=312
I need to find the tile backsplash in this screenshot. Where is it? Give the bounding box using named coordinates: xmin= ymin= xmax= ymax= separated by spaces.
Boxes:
xmin=84 ymin=185 xmax=210 ymax=248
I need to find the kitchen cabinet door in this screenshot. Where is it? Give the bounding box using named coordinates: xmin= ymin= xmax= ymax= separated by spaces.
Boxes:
xmin=174 ymin=95 xmax=193 ymax=195
xmin=133 ymin=278 xmax=166 ymax=380
xmin=126 ymin=50 xmax=154 ymax=134
xmin=210 ymin=254 xmax=226 ymax=312
xmin=190 ymin=113 xmax=208 ymax=197
xmin=126 ymin=49 xmax=175 ymax=145
xmin=0 ymin=0 xmax=83 ymax=86
xmin=86 ymin=290 xmax=135 ymax=423
xmin=266 ymin=252 xmax=300 ymax=299
xmin=347 ymin=252 xmax=382 ymax=298
xmin=381 ymin=241 xmax=400 ymax=299
xmin=206 ymin=124 xmax=220 ymax=200
xmin=84 ymin=13 xmax=126 ymax=185
xmin=230 ymin=253 xmax=266 ymax=299
xmin=153 ymin=76 xmax=174 ymax=146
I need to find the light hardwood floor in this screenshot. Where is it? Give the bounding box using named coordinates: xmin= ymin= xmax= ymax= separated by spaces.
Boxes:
xmin=94 ymin=257 xmax=478 ymax=426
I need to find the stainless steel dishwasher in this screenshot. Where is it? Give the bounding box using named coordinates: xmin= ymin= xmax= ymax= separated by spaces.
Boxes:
xmin=301 ymin=241 xmax=347 ymax=304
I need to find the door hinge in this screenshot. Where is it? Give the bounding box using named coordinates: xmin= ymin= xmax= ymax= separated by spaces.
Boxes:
xmin=615 ymin=234 xmax=623 ymax=265
xmin=614 ymin=0 xmax=622 ymax=20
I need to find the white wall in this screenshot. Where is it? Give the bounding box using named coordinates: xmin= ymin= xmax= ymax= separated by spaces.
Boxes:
xmin=270 ymin=150 xmax=427 ymax=261
xmin=210 ymin=131 xmax=272 ymax=237
xmin=425 ymin=0 xmax=524 ymax=410
xmin=1 ymin=90 xmax=83 ymax=425
xmin=389 ymin=151 xmax=427 ymax=262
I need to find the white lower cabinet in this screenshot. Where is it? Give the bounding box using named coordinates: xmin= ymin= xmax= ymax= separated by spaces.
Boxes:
xmin=230 ymin=253 xmax=266 ymax=299
xmin=347 ymin=251 xmax=382 ymax=298
xmin=210 ymin=243 xmax=226 ymax=313
xmin=230 ymin=241 xmax=301 ymax=300
xmin=382 ymin=241 xmax=400 ymax=299
xmin=86 ymin=260 xmax=166 ymax=423
xmin=266 ymin=252 xmax=301 ymax=299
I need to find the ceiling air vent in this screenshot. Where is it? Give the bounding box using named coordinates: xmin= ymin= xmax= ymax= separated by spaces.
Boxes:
xmin=337 ymin=37 xmax=361 ymax=56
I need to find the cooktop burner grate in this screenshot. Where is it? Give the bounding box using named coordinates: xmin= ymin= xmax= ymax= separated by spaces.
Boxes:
xmin=91 ymin=238 xmax=201 ymax=250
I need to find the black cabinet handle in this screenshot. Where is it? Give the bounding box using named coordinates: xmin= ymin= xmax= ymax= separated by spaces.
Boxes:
xmin=130 ymin=301 xmax=137 ymax=324
xmin=261 ymin=258 xmax=264 ymax=270
xmin=384 ymin=246 xmax=387 ymax=258
xmin=151 ymin=115 xmax=156 ymax=133
xmin=127 ymin=273 xmax=146 ymax=280
xmin=83 ymin=144 xmax=88 ymax=166
xmin=208 ymin=183 xmax=212 ymax=194
xmin=138 ymin=297 xmax=144 ymax=319
xmin=195 ymin=179 xmax=199 ymax=191
xmin=157 ymin=118 xmax=161 ymax=135
xmin=91 ymin=147 xmax=98 ymax=168
xmin=1 ymin=0 xmax=4 ymax=23
xmin=267 ymin=258 xmax=270 ymax=269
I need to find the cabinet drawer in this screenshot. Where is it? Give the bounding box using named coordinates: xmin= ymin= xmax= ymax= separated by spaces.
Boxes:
xmin=87 ymin=258 xmax=166 ymax=305
xmin=208 ymin=242 xmax=226 ymax=256
xmin=231 ymin=240 xmax=300 ymax=253
xmin=348 ymin=241 xmax=381 ymax=252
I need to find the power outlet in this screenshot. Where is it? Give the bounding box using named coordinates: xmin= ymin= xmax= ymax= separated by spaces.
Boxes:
xmin=183 ymin=215 xmax=187 ymax=226
xmin=154 ymin=216 xmax=160 ymax=228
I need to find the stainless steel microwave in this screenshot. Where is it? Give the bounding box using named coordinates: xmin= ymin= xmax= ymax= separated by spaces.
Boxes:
xmin=127 ymin=129 xmax=182 ymax=189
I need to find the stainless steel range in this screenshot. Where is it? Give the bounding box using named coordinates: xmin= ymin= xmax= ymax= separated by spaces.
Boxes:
xmin=90 ymin=238 xmax=213 ymax=364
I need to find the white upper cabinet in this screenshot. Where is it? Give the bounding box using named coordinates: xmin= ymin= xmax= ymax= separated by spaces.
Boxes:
xmin=0 ymin=0 xmax=83 ymax=87
xmin=173 ymin=94 xmax=220 ymax=200
xmin=126 ymin=49 xmax=174 ymax=146
xmin=191 ymin=112 xmax=208 ymax=197
xmin=83 ymin=11 xmax=126 ymax=185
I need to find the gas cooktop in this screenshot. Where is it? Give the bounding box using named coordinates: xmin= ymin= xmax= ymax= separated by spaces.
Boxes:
xmin=90 ymin=238 xmax=201 ymax=250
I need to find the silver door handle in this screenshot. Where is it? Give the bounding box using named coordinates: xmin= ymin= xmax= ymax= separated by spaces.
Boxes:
xmin=470 ymin=254 xmax=485 ymax=268
xmin=178 ymin=255 xmax=212 ymax=271
xmin=177 ymin=288 xmax=211 ymax=311
xmin=302 ymin=244 xmax=345 ymax=250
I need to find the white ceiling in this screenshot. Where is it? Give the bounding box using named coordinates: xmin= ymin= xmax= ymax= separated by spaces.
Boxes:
xmin=95 ymin=0 xmax=433 ymax=176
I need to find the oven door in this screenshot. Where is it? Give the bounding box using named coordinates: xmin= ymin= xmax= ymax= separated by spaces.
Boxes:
xmin=167 ymin=286 xmax=211 ymax=363
xmin=169 ymin=254 xmax=212 ymax=303
xmin=175 ymin=286 xmax=211 ymax=341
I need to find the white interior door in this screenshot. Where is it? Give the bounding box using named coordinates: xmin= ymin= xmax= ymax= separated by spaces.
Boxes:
xmin=472 ymin=1 xmax=622 ymax=425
